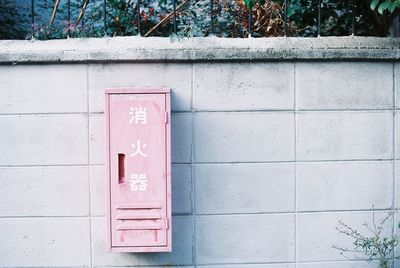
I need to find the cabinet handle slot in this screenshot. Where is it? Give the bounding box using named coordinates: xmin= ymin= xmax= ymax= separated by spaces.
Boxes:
xmin=118 ymin=153 xmax=125 ymax=184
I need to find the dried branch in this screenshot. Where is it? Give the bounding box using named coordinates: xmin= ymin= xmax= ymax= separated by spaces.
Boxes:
xmin=144 ymin=0 xmax=193 ymax=37
xmin=76 ymin=0 xmax=90 ymax=26
xmin=333 ymin=208 xmax=398 ymax=268
xmin=50 ymin=0 xmax=61 ymax=25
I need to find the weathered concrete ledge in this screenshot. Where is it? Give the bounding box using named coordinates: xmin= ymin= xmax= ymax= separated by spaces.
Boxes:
xmin=0 ymin=36 xmax=399 ymax=63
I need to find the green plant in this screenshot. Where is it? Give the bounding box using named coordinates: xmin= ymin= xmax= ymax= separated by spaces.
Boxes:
xmin=371 ymin=0 xmax=400 ymax=14
xmin=332 ymin=210 xmax=398 ymax=268
xmin=1 ymin=0 xmax=399 ymax=39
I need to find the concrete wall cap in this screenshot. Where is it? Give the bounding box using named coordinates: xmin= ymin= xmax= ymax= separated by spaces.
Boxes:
xmin=0 ymin=36 xmax=399 ymax=63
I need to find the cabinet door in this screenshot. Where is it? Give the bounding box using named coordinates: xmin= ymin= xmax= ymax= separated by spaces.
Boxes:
xmin=108 ymin=93 xmax=168 ymax=247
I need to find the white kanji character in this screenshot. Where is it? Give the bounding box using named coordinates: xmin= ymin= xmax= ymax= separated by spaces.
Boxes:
xmin=130 ymin=173 xmax=148 ymax=191
xmin=130 ymin=140 xmax=148 ymax=158
xmin=129 ymin=107 xmax=147 ymax=125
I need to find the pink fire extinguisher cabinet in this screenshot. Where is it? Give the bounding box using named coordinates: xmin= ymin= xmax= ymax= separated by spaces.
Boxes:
xmin=105 ymin=87 xmax=172 ymax=252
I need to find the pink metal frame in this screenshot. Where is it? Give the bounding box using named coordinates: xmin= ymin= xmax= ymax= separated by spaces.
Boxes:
xmin=105 ymin=87 xmax=171 ymax=252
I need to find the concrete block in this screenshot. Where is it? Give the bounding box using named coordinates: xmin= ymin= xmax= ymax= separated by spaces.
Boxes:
xmin=0 ymin=114 xmax=88 ymax=165
xmin=396 ymin=112 xmax=400 ymax=159
xmin=172 ymin=164 xmax=192 ymax=214
xmin=90 ymin=165 xmax=106 ymax=216
xmin=196 ymin=214 xmax=295 ymax=264
xmin=89 ymin=114 xmax=105 ymax=165
xmin=91 ymin=216 xmax=194 ymax=266
xmin=0 ymin=218 xmax=90 ymax=266
xmin=0 ymin=64 xmax=87 ymax=114
xmin=194 ymin=112 xmax=295 ymax=162
xmin=193 ymin=63 xmax=294 ymax=111
xmin=198 ymin=264 xmax=295 ymax=268
xmin=297 ymin=112 xmax=393 ymax=161
xmin=102 ymin=267 xmax=194 ymax=268
xmin=396 ymin=63 xmax=400 ymax=109
xmin=297 ymin=161 xmax=393 ymax=211
xmin=396 ymin=162 xmax=400 ymax=209
xmin=297 ymin=62 xmax=393 ymax=110
xmin=103 ymin=265 xmax=195 ymax=268
xmin=0 ymin=166 xmax=89 ymax=216
xmin=297 ymin=261 xmax=378 ymax=268
xmin=103 ymin=267 xmax=194 ymax=268
xmin=172 ymin=113 xmax=192 ymax=163
xmin=88 ymin=63 xmax=192 ymax=113
xmin=90 ymin=164 xmax=192 ymax=217
xmin=195 ymin=163 xmax=295 ymax=214
xmin=297 ymin=211 xmax=393 ymax=262
xmin=395 ymin=211 xmax=400 ymax=259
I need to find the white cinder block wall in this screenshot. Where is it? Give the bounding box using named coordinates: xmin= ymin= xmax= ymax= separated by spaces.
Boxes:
xmin=0 ymin=37 xmax=399 ymax=268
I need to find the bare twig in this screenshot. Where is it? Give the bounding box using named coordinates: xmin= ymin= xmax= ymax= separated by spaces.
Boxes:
xmin=379 ymin=210 xmax=393 ymax=226
xmin=362 ymin=222 xmax=376 ymax=235
xmin=372 ymin=206 xmax=378 ymax=234
xmin=144 ymin=0 xmax=193 ymax=37
xmin=333 ymin=208 xmax=398 ymax=268
xmin=50 ymin=0 xmax=61 ymax=25
xmin=76 ymin=0 xmax=90 ymax=26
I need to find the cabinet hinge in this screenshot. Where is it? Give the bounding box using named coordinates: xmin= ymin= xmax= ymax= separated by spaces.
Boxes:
xmin=165 ymin=111 xmax=169 ymax=124
xmin=165 ymin=218 xmax=169 ymax=229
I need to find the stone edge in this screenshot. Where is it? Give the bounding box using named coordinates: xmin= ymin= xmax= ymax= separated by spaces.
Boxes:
xmin=0 ymin=36 xmax=399 ymax=64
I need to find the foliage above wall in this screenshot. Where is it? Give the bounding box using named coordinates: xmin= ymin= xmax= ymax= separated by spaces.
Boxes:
xmin=0 ymin=0 xmax=399 ymax=39
xmin=371 ymin=0 xmax=400 ymax=14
